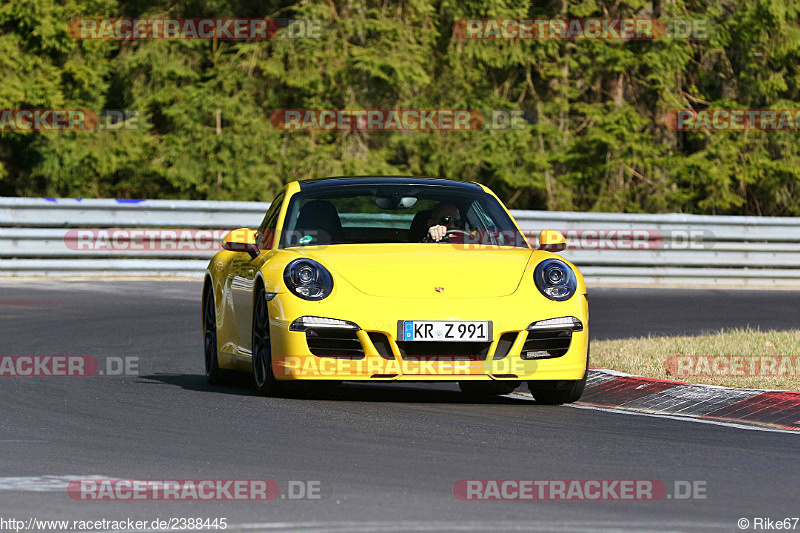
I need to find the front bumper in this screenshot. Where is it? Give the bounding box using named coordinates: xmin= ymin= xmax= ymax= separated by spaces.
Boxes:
xmin=267 ymin=285 xmax=589 ymax=382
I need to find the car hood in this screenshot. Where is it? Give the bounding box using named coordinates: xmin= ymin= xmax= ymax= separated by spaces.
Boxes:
xmin=297 ymin=244 xmax=533 ymax=298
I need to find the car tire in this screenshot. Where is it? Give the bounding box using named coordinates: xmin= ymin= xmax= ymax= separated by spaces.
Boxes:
xmin=458 ymin=381 xmax=520 ymax=396
xmin=203 ymin=288 xmax=223 ymax=385
xmin=252 ymin=285 xmax=282 ymax=396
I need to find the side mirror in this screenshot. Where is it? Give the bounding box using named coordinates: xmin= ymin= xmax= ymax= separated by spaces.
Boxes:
xmin=222 ymin=228 xmax=259 ymax=259
xmin=538 ymin=229 xmax=567 ymax=253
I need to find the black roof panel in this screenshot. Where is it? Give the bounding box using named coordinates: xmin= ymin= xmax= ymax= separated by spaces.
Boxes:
xmin=297 ymin=176 xmax=482 ymax=191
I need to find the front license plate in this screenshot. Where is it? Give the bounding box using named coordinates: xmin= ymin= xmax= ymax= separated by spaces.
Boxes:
xmin=400 ymin=321 xmax=492 ymax=342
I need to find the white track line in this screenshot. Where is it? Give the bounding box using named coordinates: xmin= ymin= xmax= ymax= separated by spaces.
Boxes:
xmin=509 ymin=392 xmax=798 ymax=435
xmin=590 ymin=367 xmax=795 ymax=393
xmin=0 ymin=475 xmax=110 ymax=491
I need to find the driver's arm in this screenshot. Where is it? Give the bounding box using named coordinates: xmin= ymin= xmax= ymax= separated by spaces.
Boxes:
xmin=427 ymin=225 xmax=447 ymax=242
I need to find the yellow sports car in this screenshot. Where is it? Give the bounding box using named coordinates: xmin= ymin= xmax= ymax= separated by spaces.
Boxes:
xmin=203 ymin=177 xmax=589 ymax=404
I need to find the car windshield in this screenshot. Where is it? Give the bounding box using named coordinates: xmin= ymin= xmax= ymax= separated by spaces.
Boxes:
xmin=279 ymin=183 xmax=528 ymax=248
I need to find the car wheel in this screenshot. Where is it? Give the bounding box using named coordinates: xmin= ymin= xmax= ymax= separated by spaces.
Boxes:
xmin=203 ymin=288 xmax=223 ymax=385
xmin=458 ymin=381 xmax=520 ymax=396
xmin=252 ymin=285 xmax=281 ymax=396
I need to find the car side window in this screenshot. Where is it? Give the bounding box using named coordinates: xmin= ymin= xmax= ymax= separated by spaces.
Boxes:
xmin=256 ymin=192 xmax=284 ymax=250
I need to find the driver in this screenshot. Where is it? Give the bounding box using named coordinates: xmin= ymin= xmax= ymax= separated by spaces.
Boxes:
xmin=426 ymin=203 xmax=463 ymax=242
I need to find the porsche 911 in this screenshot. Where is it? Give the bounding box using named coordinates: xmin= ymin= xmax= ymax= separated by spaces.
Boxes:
xmin=203 ymin=177 xmax=589 ymax=403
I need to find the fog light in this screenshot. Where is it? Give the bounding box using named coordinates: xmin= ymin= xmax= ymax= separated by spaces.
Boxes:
xmin=522 ymin=350 xmax=552 ymax=360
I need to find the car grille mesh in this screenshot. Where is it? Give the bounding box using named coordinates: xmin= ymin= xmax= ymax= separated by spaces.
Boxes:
xmin=305 ymin=328 xmax=365 ymax=358
xmin=367 ymin=332 xmax=395 ymax=359
xmin=521 ymin=330 xmax=572 ymax=359
xmin=303 ymin=327 xmax=573 ymax=361
xmin=395 ymin=341 xmax=491 ymax=359
xmin=492 ymin=332 xmax=519 ymax=360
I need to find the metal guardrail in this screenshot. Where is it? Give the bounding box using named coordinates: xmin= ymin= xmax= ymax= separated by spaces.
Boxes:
xmin=1 ymin=196 xmax=798 ymax=287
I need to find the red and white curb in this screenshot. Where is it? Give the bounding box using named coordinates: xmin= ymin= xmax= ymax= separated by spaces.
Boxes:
xmin=516 ymin=369 xmax=800 ymax=433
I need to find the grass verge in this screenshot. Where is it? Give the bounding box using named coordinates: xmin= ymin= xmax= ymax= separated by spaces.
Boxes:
xmin=591 ymin=328 xmax=800 ymax=391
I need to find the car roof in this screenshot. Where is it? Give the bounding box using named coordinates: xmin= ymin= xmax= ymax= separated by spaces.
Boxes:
xmin=296 ymin=176 xmax=483 ymax=191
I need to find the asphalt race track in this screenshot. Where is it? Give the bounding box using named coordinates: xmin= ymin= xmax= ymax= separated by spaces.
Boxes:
xmin=0 ymin=280 xmax=798 ymax=532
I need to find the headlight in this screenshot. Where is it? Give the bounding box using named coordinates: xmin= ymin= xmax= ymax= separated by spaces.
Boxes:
xmin=533 ymin=259 xmax=577 ymax=301
xmin=284 ymin=259 xmax=333 ymax=301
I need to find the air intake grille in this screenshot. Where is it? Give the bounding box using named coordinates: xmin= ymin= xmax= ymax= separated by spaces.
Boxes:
xmin=367 ymin=332 xmax=395 ymax=360
xmin=521 ymin=330 xmax=572 ymax=359
xmin=493 ymin=332 xmax=519 ymax=360
xmin=396 ymin=341 xmax=491 ymax=359
xmin=305 ymin=328 xmax=365 ymax=358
